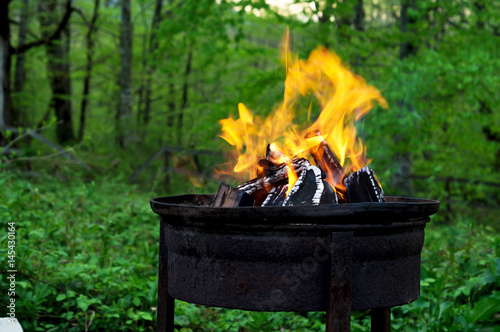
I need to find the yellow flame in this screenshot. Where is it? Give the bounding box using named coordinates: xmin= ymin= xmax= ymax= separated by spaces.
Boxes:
xmin=219 ymin=40 xmax=387 ymax=193
xmin=286 ymin=161 xmax=298 ymax=196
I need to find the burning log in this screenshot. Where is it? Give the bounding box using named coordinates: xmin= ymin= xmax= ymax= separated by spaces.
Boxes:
xmin=261 ymin=182 xmax=289 ymax=206
xmin=266 ymin=143 xmax=291 ymax=165
xmin=229 ymin=136 xmax=384 ymax=207
xmin=238 ymin=158 xmax=310 ymax=205
xmin=305 ymin=130 xmax=347 ymax=201
xmin=257 ymin=159 xmax=274 ymax=176
xmin=211 ymin=183 xmax=255 ymax=207
xmin=343 ymin=166 xmax=384 ymax=203
xmin=283 ymin=165 xmax=336 ymax=206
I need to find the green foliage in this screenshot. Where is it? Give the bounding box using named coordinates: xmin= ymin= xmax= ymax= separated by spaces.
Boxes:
xmin=6 ymin=0 xmax=500 ymax=216
xmin=0 ymin=172 xmax=159 ymax=331
xmin=391 ymin=219 xmax=500 ymax=331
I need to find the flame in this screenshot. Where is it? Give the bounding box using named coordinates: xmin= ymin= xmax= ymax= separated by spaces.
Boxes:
xmin=219 ymin=38 xmax=387 ymax=194
xmin=268 ymin=143 xmax=291 ymax=164
xmin=267 ymin=143 xmax=296 ymax=195
xmin=286 ymin=161 xmax=298 ymax=196
xmin=188 ymin=173 xmax=203 ymax=188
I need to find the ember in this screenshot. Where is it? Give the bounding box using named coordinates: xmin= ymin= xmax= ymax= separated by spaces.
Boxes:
xmin=215 ymin=34 xmax=387 ymax=207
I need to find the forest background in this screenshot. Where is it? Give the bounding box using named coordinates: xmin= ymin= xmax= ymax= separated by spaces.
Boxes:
xmin=0 ymin=0 xmax=499 ymax=331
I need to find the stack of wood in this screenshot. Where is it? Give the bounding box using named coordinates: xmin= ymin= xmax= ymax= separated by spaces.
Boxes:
xmin=211 ymin=131 xmax=384 ymax=208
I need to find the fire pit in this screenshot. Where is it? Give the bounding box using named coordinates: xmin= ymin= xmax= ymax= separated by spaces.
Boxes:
xmin=151 ymin=195 xmax=439 ymax=331
xmin=151 ymin=35 xmax=441 ymax=331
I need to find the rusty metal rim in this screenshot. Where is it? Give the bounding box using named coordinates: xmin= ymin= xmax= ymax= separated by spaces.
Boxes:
xmin=162 ymin=217 xmax=430 ymax=233
xmin=151 ymin=195 xmax=440 ymax=226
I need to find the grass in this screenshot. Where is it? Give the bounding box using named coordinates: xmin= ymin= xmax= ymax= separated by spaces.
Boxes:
xmin=0 ymin=169 xmax=499 ymax=331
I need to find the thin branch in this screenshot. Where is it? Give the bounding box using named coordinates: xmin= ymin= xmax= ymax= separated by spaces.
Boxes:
xmin=9 ymin=20 xmax=42 ymax=40
xmin=12 ymin=0 xmax=74 ymax=55
xmin=72 ymin=7 xmax=89 ymax=26
xmin=0 ymin=125 xmax=91 ymax=171
xmin=0 ymin=121 xmax=59 ymax=150
xmin=5 ymin=148 xmax=73 ymax=162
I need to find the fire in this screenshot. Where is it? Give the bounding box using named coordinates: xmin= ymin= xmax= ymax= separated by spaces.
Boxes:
xmin=285 ymin=161 xmax=298 ymax=196
xmin=219 ymin=36 xmax=387 ymax=195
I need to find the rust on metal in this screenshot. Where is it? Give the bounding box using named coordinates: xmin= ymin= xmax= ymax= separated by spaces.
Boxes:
xmin=151 ymin=195 xmax=439 ymax=331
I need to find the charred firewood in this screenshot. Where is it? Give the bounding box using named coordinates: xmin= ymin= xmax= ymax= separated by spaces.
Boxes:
xmin=266 ymin=143 xmax=291 ymax=165
xmin=261 ymin=182 xmax=289 ymax=206
xmin=238 ymin=158 xmax=309 ymax=206
xmin=211 ymin=183 xmax=255 ymax=207
xmin=283 ymin=165 xmax=325 ymax=206
xmin=343 ymin=166 xmax=384 ymax=203
xmin=257 ymin=159 xmax=274 ymax=176
xmin=305 ymin=130 xmax=347 ymax=201
xmin=238 ymin=158 xmax=309 ymax=199
xmin=321 ymin=180 xmax=338 ymax=205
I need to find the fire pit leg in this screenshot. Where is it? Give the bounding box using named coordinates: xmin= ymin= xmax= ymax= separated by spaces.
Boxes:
xmin=326 ymin=232 xmax=353 ymax=332
xmin=158 ymin=221 xmax=175 ymax=332
xmin=371 ymin=307 xmax=391 ymax=332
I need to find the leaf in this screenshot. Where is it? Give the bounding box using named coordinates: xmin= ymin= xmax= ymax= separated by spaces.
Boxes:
xmin=56 ymin=294 xmax=66 ymax=301
xmin=466 ymin=293 xmax=500 ymax=323
xmin=16 ymin=281 xmax=31 ymax=289
xmin=138 ymin=311 xmax=153 ymax=321
xmin=77 ymin=295 xmax=90 ymax=312
xmin=133 ymin=297 xmax=141 ymax=307
xmin=127 ymin=307 xmax=138 ymax=320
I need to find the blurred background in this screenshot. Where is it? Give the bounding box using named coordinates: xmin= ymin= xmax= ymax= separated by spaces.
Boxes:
xmin=1 ymin=0 xmax=499 ymax=331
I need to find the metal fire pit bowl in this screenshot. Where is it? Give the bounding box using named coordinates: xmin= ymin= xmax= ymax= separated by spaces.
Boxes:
xmin=151 ymin=195 xmax=439 ymax=332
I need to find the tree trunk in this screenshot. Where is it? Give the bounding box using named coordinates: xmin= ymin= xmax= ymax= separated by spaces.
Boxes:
xmin=165 ymin=1 xmax=176 ymax=131
xmin=479 ymin=100 xmax=500 ymax=171
xmin=317 ymin=0 xmax=334 ymax=48
xmin=177 ymin=49 xmax=192 ymax=144
xmin=166 ymin=81 xmax=175 ymax=128
xmin=39 ymin=0 xmax=75 ymax=144
xmin=399 ymin=0 xmax=418 ymax=59
xmin=12 ymin=0 xmax=29 ymax=127
xmin=136 ymin=2 xmax=149 ymax=128
xmin=1 ymin=0 xmax=72 ymax=144
xmin=142 ymin=0 xmax=163 ymax=126
xmin=116 ymin=0 xmax=133 ymax=148
xmin=0 ymin=0 xmax=13 ymax=140
xmin=78 ymin=0 xmax=100 ymax=141
xmin=353 ymin=0 xmax=365 ymax=66
xmin=334 ymin=0 xmax=353 ymax=28
xmin=473 ymin=0 xmax=486 ymax=30
xmin=353 ymin=0 xmax=365 ymax=32
xmin=393 ymin=0 xmax=418 ymax=196
xmin=318 ymin=0 xmax=334 ymax=25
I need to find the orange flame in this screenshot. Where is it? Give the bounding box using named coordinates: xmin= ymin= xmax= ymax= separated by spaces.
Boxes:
xmin=219 ymin=38 xmax=387 ymax=194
